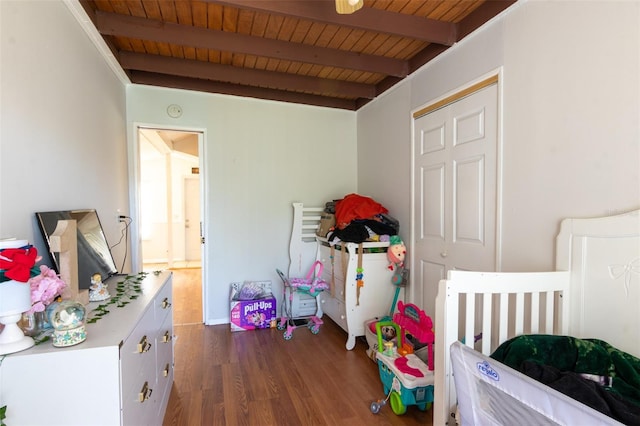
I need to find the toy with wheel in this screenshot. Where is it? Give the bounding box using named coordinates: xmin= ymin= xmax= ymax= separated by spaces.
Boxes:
xmin=371 ymin=302 xmax=435 ymax=416
xmin=275 ymin=267 xmax=325 ymax=341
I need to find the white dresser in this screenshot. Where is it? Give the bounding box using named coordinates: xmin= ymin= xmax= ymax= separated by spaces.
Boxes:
xmin=0 ymin=271 xmax=173 ymax=426
xmin=316 ymin=237 xmax=396 ymax=350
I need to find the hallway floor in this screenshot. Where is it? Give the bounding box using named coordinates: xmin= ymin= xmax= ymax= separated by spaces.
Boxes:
xmin=143 ymin=260 xmax=202 ymax=271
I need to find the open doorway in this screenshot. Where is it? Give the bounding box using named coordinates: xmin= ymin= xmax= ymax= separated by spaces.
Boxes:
xmin=138 ymin=127 xmax=203 ymax=324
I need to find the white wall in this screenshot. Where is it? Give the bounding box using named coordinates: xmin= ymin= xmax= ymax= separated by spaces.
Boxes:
xmin=357 ymin=82 xmax=414 ymax=237
xmin=358 ymin=0 xmax=639 ymax=287
xmin=126 ymin=86 xmax=357 ymax=324
xmin=0 ymin=1 xmax=130 ymax=279
xmin=500 ymin=0 xmax=639 ymax=270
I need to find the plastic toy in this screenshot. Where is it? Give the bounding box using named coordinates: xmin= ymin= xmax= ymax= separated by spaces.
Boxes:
xmin=276 ymin=267 xmax=325 ymax=340
xmin=386 ymin=236 xmax=407 ymax=319
xmin=386 ymin=235 xmax=406 ymax=271
xmin=371 ymin=301 xmax=435 ymax=416
xmin=369 ymin=398 xmax=387 ymax=414
xmin=364 ymin=237 xmax=408 ymax=359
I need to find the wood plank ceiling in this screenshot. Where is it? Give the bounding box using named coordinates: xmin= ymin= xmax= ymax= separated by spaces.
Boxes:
xmin=79 ymin=0 xmax=516 ymax=110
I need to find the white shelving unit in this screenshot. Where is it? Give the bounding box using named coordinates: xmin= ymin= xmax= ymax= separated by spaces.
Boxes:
xmin=0 ymin=271 xmax=174 ymax=426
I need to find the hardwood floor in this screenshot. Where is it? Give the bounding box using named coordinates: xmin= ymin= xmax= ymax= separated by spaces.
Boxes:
xmin=170 ymin=267 xmax=203 ymax=326
xmin=163 ymin=269 xmax=433 ymax=426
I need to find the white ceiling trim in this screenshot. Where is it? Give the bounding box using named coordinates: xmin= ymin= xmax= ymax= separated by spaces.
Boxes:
xmin=63 ymin=0 xmax=130 ymax=86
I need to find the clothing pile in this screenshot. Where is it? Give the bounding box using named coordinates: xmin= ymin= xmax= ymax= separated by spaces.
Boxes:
xmin=491 ymin=334 xmax=640 ymax=424
xmin=323 ymin=193 xmax=399 ymax=243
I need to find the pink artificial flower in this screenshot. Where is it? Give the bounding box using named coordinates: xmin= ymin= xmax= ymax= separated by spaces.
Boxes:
xmin=27 ymin=265 xmax=67 ymax=314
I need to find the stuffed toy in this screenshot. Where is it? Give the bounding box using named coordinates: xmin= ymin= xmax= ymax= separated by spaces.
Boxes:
xmin=387 ymin=235 xmax=406 ymax=271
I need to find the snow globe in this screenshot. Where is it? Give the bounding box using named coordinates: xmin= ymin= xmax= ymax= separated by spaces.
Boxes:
xmin=49 ymin=300 xmax=87 ymax=347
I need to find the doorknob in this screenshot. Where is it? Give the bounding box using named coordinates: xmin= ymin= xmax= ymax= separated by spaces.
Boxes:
xmin=440 ymin=251 xmax=448 ymax=258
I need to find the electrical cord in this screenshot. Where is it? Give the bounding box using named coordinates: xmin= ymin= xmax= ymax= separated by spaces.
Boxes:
xmin=110 ymin=215 xmax=131 ymax=273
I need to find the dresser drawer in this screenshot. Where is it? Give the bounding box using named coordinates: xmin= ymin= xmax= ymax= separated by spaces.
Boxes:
xmin=120 ymin=306 xmax=156 ymax=399
xmin=319 ymin=293 xmax=347 ymax=332
xmin=121 ymin=376 xmax=156 ymax=426
xmin=155 ymin=312 xmax=174 ymax=418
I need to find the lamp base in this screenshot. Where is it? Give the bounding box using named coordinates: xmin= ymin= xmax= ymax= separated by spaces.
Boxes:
xmin=0 ymin=312 xmax=35 ymax=355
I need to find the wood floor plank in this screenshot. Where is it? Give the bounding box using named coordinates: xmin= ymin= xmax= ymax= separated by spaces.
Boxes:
xmin=163 ymin=269 xmax=433 ymax=425
xmin=186 ymin=391 xmax=203 ymax=426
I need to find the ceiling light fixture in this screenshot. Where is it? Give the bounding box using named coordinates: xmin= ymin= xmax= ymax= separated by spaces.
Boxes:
xmin=335 ymin=0 xmax=363 ymax=15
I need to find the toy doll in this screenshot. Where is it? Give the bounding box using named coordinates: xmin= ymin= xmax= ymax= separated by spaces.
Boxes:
xmin=387 ymin=235 xmax=406 ymax=271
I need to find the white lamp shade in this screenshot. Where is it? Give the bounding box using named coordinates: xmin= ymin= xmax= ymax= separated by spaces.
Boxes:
xmin=0 ymin=239 xmax=29 ymax=249
xmin=0 ymin=238 xmax=36 ymax=354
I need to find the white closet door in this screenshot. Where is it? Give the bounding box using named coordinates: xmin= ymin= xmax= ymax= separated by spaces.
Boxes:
xmin=412 ymin=82 xmax=499 ymax=316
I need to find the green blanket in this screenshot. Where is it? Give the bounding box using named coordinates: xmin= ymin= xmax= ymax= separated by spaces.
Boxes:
xmin=491 ymin=335 xmax=640 ymax=414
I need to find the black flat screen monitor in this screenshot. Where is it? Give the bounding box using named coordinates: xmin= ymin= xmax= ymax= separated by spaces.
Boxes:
xmin=36 ymin=209 xmax=118 ymax=289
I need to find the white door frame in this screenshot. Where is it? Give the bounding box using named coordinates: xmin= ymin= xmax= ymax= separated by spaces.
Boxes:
xmin=409 ymin=70 xmax=504 ymax=305
xmin=130 ymin=123 xmax=208 ymax=324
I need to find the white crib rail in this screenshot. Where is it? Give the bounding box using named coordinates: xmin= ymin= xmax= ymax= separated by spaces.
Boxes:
xmin=288 ymin=203 xmax=324 ymax=278
xmin=433 ymin=270 xmax=570 ymax=425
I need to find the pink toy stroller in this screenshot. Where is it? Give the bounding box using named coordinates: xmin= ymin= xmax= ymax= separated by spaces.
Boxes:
xmin=276 ymin=262 xmax=329 ymax=340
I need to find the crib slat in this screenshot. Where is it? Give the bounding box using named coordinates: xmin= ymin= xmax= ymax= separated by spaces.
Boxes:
xmin=465 ymin=293 xmax=475 ymax=348
xmin=499 ymin=292 xmax=508 ymax=343
xmin=482 ymin=293 xmax=492 ymax=354
xmin=531 ymin=292 xmax=540 ymax=334
xmin=545 ymin=291 xmax=555 ymax=334
xmin=515 ymin=292 xmax=524 ymax=335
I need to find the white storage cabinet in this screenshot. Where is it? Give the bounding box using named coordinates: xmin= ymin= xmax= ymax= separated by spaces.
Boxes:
xmin=316 ymin=237 xmax=396 ymax=350
xmin=0 ymin=271 xmax=174 ymax=426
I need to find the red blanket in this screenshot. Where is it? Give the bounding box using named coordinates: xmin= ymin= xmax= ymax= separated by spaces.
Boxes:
xmin=334 ymin=194 xmax=388 ymax=229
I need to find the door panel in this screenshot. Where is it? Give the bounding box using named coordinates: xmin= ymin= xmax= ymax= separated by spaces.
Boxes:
xmin=422 ymin=164 xmax=445 ymax=240
xmin=413 ymin=82 xmax=498 ymax=316
xmin=184 ymin=177 xmax=201 ymax=261
xmin=454 ymin=156 xmax=483 ymax=243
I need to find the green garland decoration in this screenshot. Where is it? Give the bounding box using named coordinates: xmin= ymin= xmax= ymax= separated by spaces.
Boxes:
xmin=86 ymin=272 xmax=149 ymax=324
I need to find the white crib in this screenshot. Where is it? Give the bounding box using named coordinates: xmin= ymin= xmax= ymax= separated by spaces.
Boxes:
xmin=432 ymin=209 xmax=640 ymax=425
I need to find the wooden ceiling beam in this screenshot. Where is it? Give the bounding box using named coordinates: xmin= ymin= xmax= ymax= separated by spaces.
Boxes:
xmin=206 ymin=0 xmax=457 ymax=45
xmin=95 ymin=11 xmax=408 ymax=77
xmin=129 ymin=70 xmax=358 ymax=110
xmin=457 ymin=0 xmax=517 ymax=39
xmin=406 ymin=1 xmax=517 ymax=76
xmin=119 ymin=51 xmax=376 ymax=99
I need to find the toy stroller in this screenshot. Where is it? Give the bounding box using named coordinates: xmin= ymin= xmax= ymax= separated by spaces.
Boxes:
xmin=371 ymin=301 xmax=435 ymax=416
xmin=276 ymin=261 xmax=329 ymax=340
